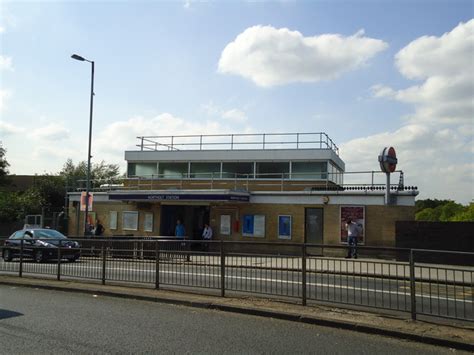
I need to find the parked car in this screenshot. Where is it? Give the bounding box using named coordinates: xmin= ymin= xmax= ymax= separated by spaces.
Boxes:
xmin=2 ymin=229 xmax=81 ymax=263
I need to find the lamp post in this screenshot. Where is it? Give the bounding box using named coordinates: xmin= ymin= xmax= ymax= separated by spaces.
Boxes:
xmin=71 ymin=54 xmax=95 ymax=235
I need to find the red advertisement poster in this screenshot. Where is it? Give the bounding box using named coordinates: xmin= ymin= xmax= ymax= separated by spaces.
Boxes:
xmin=340 ymin=206 xmax=365 ymax=244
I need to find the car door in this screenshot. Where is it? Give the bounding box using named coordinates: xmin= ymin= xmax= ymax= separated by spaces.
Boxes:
xmin=22 ymin=231 xmax=35 ymax=257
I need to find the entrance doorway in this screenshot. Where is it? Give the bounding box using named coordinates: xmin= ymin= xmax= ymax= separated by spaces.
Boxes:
xmin=305 ymin=208 xmax=323 ymax=254
xmin=160 ymin=205 xmax=210 ymax=241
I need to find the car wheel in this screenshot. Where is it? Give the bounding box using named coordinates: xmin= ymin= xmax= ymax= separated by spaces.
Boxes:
xmin=3 ymin=249 xmax=13 ymax=262
xmin=34 ymin=250 xmax=44 ymax=263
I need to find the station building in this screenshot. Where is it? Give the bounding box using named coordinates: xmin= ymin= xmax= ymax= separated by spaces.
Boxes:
xmin=67 ymin=133 xmax=418 ymax=249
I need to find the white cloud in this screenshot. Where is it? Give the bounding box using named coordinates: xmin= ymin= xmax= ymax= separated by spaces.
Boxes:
xmin=201 ymin=101 xmax=248 ymax=122
xmin=0 ymin=55 xmax=13 ymax=71
xmin=222 ymin=109 xmax=247 ymax=122
xmin=0 ymin=119 xmax=24 ymax=136
xmin=29 ymin=123 xmax=70 ymax=140
xmin=347 ymin=20 xmax=474 ymax=203
xmin=218 ymin=25 xmax=388 ymax=87
xmin=0 ymin=26 xmax=4 ymax=34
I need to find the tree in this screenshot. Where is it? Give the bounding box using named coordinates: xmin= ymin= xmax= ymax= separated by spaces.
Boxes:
xmin=59 ymin=158 xmax=122 ymax=189
xmin=415 ymin=199 xmax=474 ymax=222
xmin=0 ymin=144 xmax=10 ymax=186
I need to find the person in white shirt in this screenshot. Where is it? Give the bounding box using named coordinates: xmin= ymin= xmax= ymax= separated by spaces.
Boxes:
xmin=202 ymin=223 xmax=213 ymax=251
xmin=345 ymin=219 xmax=360 ymax=259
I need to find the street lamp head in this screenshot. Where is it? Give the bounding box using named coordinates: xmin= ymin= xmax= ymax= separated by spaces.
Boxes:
xmin=71 ymin=54 xmax=86 ymax=61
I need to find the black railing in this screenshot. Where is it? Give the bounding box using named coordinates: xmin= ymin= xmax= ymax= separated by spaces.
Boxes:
xmin=0 ymin=238 xmax=472 ymax=323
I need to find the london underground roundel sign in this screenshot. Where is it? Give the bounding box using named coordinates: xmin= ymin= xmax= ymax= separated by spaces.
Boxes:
xmin=378 ymin=147 xmax=397 ymax=173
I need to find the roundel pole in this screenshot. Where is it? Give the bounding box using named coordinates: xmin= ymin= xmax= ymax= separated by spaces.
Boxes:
xmin=378 ymin=147 xmax=398 ymax=205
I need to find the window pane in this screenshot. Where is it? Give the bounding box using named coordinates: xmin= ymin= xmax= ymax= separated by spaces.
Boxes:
xmin=292 ymin=162 xmax=327 ymax=179
xmin=158 ymin=163 xmax=188 ymax=178
xmin=222 ymin=162 xmax=254 ymax=178
xmin=256 ymin=162 xmax=289 ymax=179
xmin=190 ymin=162 xmax=220 ymax=178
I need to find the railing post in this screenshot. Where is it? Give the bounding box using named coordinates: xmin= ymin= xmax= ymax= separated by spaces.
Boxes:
xmin=296 ymin=133 xmax=299 ymax=149
xmin=231 ymin=134 xmax=234 ymax=150
xmin=57 ymin=241 xmax=61 ymax=281
xmin=263 ymin=133 xmax=266 ymax=149
xmin=200 ymin=135 xmax=203 ymax=150
xmin=102 ymin=240 xmax=106 ymax=285
xmin=19 ymin=239 xmax=23 ymax=278
xmin=155 ymin=240 xmax=160 ymax=289
xmin=302 ymin=243 xmax=307 ymax=306
xmin=141 ymin=137 xmax=144 ymax=151
xmin=220 ymin=239 xmax=225 ymax=297
xmin=409 ymin=249 xmax=417 ymax=320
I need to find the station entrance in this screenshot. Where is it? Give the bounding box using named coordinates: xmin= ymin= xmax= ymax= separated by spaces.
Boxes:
xmin=160 ymin=205 xmax=210 ymax=240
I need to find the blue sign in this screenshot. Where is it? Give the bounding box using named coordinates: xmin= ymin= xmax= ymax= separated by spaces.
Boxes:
xmin=278 ymin=215 xmax=291 ymax=239
xmin=242 ymin=215 xmax=254 ymax=236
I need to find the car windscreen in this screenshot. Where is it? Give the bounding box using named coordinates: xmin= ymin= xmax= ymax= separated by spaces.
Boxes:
xmin=34 ymin=230 xmax=67 ymax=239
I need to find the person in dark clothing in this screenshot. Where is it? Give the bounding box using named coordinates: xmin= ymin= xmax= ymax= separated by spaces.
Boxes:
xmin=95 ymin=220 xmax=105 ymax=236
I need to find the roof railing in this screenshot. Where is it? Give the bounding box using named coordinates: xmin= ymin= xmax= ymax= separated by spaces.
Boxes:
xmin=135 ymin=132 xmax=339 ymax=155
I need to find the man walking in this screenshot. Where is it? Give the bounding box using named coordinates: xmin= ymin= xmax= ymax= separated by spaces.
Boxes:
xmin=345 ymin=219 xmax=359 ymax=259
xmin=202 ymin=223 xmax=213 ymax=251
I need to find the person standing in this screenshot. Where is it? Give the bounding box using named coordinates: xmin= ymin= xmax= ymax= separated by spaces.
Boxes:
xmin=95 ymin=219 xmax=104 ymax=237
xmin=175 ymin=219 xmax=189 ymax=261
xmin=345 ymin=219 xmax=359 ymax=259
xmin=175 ymin=219 xmax=186 ymax=238
xmin=201 ymin=223 xmax=213 ymax=251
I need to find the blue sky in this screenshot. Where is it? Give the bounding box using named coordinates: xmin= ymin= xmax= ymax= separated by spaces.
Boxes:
xmin=1 ymin=1 xmax=473 ymax=203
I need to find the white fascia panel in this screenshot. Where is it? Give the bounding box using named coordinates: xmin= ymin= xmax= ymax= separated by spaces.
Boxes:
xmin=125 ymin=149 xmax=345 ymax=170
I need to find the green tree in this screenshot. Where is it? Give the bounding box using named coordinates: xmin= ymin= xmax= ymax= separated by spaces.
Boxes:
xmin=439 ymin=201 xmax=465 ymax=221
xmin=450 ymin=203 xmax=474 ymax=221
xmin=0 ymin=144 xmax=10 ymax=186
xmin=59 ymin=158 xmax=121 ymax=189
xmin=0 ymin=189 xmax=43 ymax=222
xmin=415 ymin=199 xmax=474 ymax=222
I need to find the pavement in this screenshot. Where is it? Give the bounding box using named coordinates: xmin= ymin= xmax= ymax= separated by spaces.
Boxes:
xmin=0 ymin=274 xmax=473 ymax=352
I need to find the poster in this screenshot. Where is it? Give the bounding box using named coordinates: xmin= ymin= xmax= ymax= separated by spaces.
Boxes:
xmin=123 ymin=211 xmax=139 ymax=231
xmin=253 ymin=215 xmax=265 ymax=237
xmin=220 ymin=214 xmax=231 ymax=235
xmin=242 ymin=215 xmax=254 ymax=236
xmin=144 ymin=213 xmax=153 ymax=232
xmin=340 ymin=206 xmax=365 ymax=244
xmin=278 ymin=215 xmax=292 ymax=240
xmin=109 ymin=211 xmax=118 ymax=230
xmin=80 ymin=191 xmax=94 ymax=212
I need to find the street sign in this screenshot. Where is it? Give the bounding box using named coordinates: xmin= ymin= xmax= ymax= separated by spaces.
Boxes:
xmin=378 ymin=146 xmax=398 ymax=173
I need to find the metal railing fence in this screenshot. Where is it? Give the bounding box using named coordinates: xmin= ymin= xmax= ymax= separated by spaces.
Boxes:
xmin=0 ymin=238 xmax=472 ymax=322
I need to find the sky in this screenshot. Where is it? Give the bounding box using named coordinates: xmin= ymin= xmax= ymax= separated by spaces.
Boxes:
xmin=0 ymin=1 xmax=473 ymax=204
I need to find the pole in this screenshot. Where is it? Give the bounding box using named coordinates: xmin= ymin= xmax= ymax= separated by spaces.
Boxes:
xmin=409 ymin=249 xmax=417 ymax=320
xmin=385 ymin=172 xmax=390 ymax=205
xmin=84 ymin=61 xmax=95 ymax=235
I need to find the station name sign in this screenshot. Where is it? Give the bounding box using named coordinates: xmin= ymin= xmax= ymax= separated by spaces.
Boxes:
xmin=109 ymin=193 xmax=249 ymax=202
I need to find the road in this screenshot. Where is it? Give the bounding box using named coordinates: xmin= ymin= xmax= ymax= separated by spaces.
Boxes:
xmin=0 ymin=257 xmax=472 ymax=321
xmin=0 ymin=285 xmax=460 ymax=354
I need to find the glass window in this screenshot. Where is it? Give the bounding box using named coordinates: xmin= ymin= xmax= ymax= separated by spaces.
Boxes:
xmin=291 ymin=162 xmax=327 ymax=180
xmin=222 ymin=162 xmax=254 ymax=178
xmin=190 ymin=162 xmax=220 ymax=178
xmin=256 ymin=162 xmax=289 ymax=179
xmin=158 ymin=163 xmax=188 ymax=178
xmin=128 ymin=163 xmax=157 ymax=177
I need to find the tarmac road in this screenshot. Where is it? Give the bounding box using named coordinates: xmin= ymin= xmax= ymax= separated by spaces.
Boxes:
xmin=0 ymin=285 xmax=462 ymax=354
